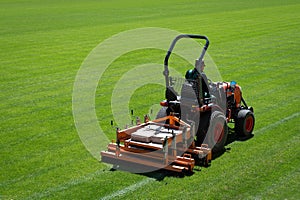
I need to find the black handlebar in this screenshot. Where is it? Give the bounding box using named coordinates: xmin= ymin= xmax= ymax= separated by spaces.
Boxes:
xmin=163 ymin=34 xmax=209 ymax=87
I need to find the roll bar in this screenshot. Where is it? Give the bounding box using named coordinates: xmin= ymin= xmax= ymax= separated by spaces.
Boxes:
xmin=163 ymin=34 xmax=209 ymax=87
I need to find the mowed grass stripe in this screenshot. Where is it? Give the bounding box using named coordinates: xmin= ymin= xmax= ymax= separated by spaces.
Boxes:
xmin=25 ymin=168 xmax=111 ymax=200
xmin=1 ymin=0 xmax=299 ymax=199
xmin=253 ymin=167 xmax=300 ymax=199
xmin=1 ymin=0 xmax=297 ymax=37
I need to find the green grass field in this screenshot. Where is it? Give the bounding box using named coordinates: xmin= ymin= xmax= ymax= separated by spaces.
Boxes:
xmin=1 ymin=0 xmax=300 ymax=199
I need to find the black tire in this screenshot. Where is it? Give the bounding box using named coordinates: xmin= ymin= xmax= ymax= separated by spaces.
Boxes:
xmin=196 ymin=111 xmax=210 ymax=146
xmin=235 ymin=109 xmax=255 ymax=137
xmin=205 ymin=111 xmax=228 ymax=153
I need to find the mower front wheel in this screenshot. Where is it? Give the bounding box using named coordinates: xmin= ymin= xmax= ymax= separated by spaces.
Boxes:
xmin=235 ymin=109 xmax=255 ymax=137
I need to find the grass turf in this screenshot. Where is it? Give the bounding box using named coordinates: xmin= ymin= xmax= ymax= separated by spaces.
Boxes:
xmin=1 ymin=0 xmax=299 ymax=199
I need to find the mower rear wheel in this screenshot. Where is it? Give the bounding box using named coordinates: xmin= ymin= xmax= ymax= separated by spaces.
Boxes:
xmin=235 ymin=109 xmax=255 ymax=137
xmin=206 ymin=111 xmax=228 ymax=153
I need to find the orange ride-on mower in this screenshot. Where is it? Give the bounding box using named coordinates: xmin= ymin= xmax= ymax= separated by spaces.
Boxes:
xmin=101 ymin=34 xmax=255 ymax=174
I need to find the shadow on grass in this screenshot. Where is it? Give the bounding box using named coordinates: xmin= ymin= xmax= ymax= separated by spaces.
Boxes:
xmin=213 ymin=127 xmax=254 ymax=159
xmin=108 ymin=162 xmax=195 ymax=180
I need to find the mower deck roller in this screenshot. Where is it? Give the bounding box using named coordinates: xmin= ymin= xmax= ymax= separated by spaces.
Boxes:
xmin=101 ymin=115 xmax=212 ymax=173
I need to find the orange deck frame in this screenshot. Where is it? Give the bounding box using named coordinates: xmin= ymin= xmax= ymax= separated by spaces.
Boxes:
xmin=101 ymin=115 xmax=212 ymax=173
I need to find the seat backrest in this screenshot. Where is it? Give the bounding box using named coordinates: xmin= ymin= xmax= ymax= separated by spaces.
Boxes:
xmin=165 ymin=86 xmax=178 ymax=101
xmin=180 ymin=80 xmax=201 ymax=107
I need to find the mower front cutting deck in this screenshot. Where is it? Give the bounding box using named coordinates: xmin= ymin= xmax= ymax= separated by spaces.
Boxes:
xmin=101 ymin=116 xmax=212 ymax=173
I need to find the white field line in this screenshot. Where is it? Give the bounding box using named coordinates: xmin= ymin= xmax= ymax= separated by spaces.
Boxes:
xmin=25 ymin=169 xmax=109 ymax=200
xmin=22 ymin=112 xmax=299 ymax=200
xmin=99 ymin=112 xmax=300 ymax=200
xmin=100 ymin=177 xmax=155 ymax=200
xmin=253 ymin=112 xmax=300 ymax=135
